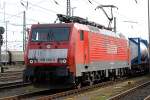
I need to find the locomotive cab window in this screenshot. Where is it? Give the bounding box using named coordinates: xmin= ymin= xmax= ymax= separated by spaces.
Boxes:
xmin=31 ymin=27 xmax=69 ymax=42
xmin=80 ymin=30 xmax=84 ymax=41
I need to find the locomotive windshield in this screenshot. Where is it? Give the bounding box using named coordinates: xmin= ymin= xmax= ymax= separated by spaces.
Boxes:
xmin=31 ymin=27 xmax=69 ymax=42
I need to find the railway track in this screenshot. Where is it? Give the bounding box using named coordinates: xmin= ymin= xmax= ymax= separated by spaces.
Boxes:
xmin=0 ymin=79 xmax=122 ymax=100
xmin=0 ymin=75 xmax=149 ymax=100
xmin=0 ymin=71 xmax=22 ymax=77
xmin=108 ymin=80 xmax=150 ymax=100
xmin=0 ymin=89 xmax=52 ymax=100
xmin=144 ymin=95 xmax=150 ymax=100
xmin=37 ymin=76 xmax=150 ymax=100
xmin=0 ymin=71 xmax=23 ymax=82
xmin=0 ymin=71 xmax=22 ymax=76
xmin=0 ymin=76 xmax=22 ymax=82
xmin=0 ymin=81 xmax=31 ymax=90
xmin=0 ymin=78 xmax=127 ymax=100
xmin=0 ymin=81 xmax=55 ymax=100
xmin=37 ymin=79 xmax=130 ymax=100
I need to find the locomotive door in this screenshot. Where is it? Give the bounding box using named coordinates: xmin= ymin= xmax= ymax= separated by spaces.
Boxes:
xmin=83 ymin=31 xmax=89 ymax=65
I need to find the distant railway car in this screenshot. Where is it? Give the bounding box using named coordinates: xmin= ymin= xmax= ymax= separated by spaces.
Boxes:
xmin=1 ymin=51 xmax=10 ymax=64
xmin=11 ymin=51 xmax=24 ymax=64
xmin=1 ymin=51 xmax=24 ymax=65
xmin=129 ymin=38 xmax=149 ymax=65
xmin=23 ymin=14 xmax=132 ymax=87
xmin=129 ymin=38 xmax=149 ymax=73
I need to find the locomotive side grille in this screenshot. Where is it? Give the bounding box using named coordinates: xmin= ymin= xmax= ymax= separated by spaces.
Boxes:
xmin=28 ymin=49 xmax=68 ymax=63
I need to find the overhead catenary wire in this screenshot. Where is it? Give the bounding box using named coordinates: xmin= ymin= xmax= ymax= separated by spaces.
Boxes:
xmin=53 ymin=0 xmax=59 ymax=5
xmin=88 ymin=0 xmax=93 ymax=4
xmin=0 ymin=11 xmax=20 ymax=18
xmin=0 ymin=11 xmax=39 ymax=22
xmin=5 ymin=12 xmax=23 ymax=20
xmin=90 ymin=0 xmax=100 ymax=5
xmin=49 ymin=0 xmax=66 ymax=8
xmin=0 ymin=19 xmax=37 ymax=26
xmin=21 ymin=0 xmax=58 ymax=14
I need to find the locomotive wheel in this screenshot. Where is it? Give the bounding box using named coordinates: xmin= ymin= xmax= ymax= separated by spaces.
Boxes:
xmin=89 ymin=80 xmax=94 ymax=86
xmin=23 ymin=76 xmax=29 ymax=82
xmin=75 ymin=77 xmax=82 ymax=89
xmin=76 ymin=83 xmax=82 ymax=89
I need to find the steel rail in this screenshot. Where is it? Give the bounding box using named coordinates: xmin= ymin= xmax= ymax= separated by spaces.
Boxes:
xmin=0 ymin=81 xmax=31 ymax=90
xmin=0 ymin=71 xmax=22 ymax=75
xmin=108 ymin=81 xmax=150 ymax=100
xmin=0 ymin=89 xmax=50 ymax=100
xmin=144 ymin=95 xmax=150 ymax=100
xmin=0 ymin=76 xmax=22 ymax=80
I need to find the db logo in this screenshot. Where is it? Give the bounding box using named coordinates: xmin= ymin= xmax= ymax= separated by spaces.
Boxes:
xmin=47 ymin=45 xmax=51 ymax=48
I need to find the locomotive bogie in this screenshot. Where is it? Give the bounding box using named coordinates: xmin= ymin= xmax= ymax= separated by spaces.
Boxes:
xmin=23 ymin=66 xmax=75 ymax=84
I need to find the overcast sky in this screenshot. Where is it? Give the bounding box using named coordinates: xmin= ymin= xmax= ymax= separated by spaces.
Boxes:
xmin=0 ymin=0 xmax=148 ymax=51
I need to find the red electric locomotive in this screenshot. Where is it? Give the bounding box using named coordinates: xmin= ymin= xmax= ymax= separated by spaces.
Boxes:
xmin=23 ymin=14 xmax=130 ymax=88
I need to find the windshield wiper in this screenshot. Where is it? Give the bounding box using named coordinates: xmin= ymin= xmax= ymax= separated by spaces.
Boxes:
xmin=48 ymin=31 xmax=56 ymax=41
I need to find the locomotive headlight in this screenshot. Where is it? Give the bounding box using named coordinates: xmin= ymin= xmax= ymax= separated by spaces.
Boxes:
xmin=29 ymin=60 xmax=34 ymax=64
xmin=62 ymin=59 xmax=67 ymax=63
xmin=58 ymin=58 xmax=67 ymax=63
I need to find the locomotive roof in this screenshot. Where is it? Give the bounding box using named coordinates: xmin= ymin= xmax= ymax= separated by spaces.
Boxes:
xmin=74 ymin=23 xmax=119 ymax=38
xmin=31 ymin=14 xmax=126 ymax=39
xmin=31 ymin=23 xmax=125 ymax=39
xmin=31 ymin=23 xmax=74 ymax=28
